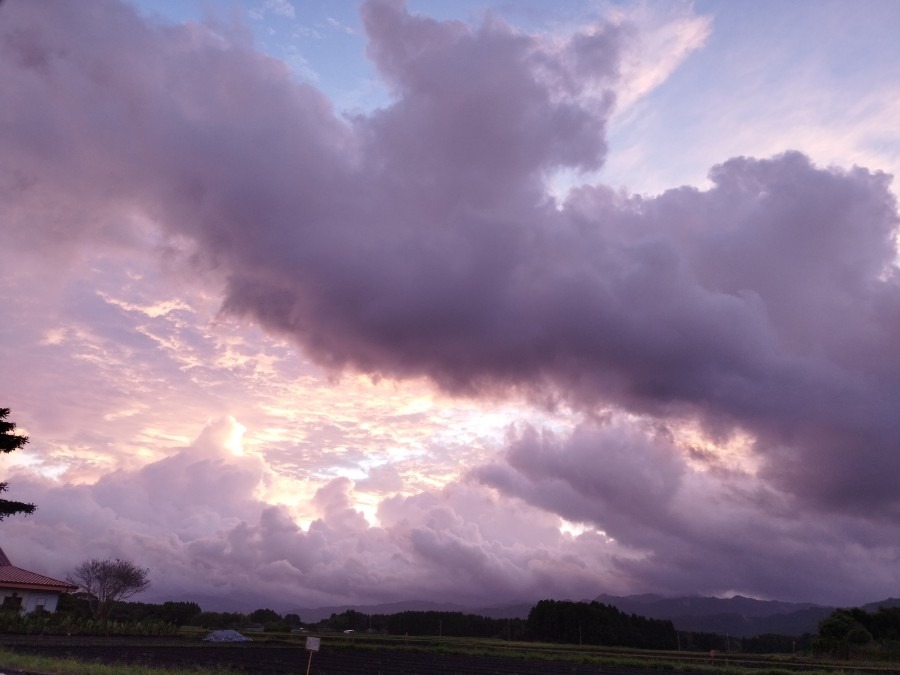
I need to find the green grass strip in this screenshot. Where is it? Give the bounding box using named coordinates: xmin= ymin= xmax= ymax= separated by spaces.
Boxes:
xmin=0 ymin=648 xmax=239 ymax=675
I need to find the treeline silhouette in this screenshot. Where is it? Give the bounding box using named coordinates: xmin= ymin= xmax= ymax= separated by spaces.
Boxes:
xmin=293 ymin=608 xmax=526 ymax=640
xmin=387 ymin=610 xmax=525 ymax=640
xmin=813 ymin=606 xmax=900 ymax=658
xmin=45 ymin=594 xmax=900 ymax=659
xmin=526 ymin=599 xmax=676 ymax=649
xmin=58 ymin=595 xmax=200 ymax=626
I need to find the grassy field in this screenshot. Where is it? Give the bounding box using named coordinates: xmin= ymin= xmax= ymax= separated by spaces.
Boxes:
xmin=2 ymin=630 xmax=899 ymax=674
xmin=0 ymin=646 xmax=239 ymax=675
xmin=233 ymin=630 xmax=900 ymax=673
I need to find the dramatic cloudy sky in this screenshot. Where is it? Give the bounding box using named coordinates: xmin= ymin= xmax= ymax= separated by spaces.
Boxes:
xmin=2 ymin=0 xmax=900 ymax=612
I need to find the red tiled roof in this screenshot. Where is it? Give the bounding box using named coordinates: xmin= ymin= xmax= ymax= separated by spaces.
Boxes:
xmin=0 ymin=565 xmax=77 ymax=591
xmin=0 ymin=545 xmax=77 ymax=592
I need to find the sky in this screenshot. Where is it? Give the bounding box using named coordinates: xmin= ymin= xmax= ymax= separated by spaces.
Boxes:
xmin=1 ymin=0 xmax=900 ymax=613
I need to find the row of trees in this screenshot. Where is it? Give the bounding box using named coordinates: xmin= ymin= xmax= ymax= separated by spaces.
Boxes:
xmin=11 ymin=593 xmax=900 ymax=661
xmin=526 ymin=599 xmax=677 ymax=649
xmin=813 ymin=606 xmax=900 ymax=657
xmin=193 ymin=608 xmax=301 ymax=632
xmin=58 ymin=596 xmax=198 ymax=626
xmin=384 ymin=610 xmax=525 ymax=640
xmin=313 ymin=608 xmax=528 ymax=640
xmin=43 ymin=588 xmax=900 ymax=661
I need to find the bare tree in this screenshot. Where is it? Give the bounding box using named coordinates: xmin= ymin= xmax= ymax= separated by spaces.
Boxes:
xmin=67 ymin=558 xmax=150 ymax=621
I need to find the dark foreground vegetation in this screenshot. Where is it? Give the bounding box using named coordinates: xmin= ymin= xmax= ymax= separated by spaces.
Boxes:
xmin=3 ymin=596 xmax=900 ymax=673
xmin=0 ymin=633 xmax=701 ymax=675
xmin=3 ymin=632 xmax=900 ymax=675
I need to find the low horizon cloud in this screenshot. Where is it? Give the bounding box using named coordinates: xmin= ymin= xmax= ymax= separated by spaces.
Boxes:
xmin=1 ymin=0 xmax=899 ymax=610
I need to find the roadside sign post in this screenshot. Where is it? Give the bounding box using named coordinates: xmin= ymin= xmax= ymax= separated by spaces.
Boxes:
xmin=305 ymin=636 xmax=320 ymax=675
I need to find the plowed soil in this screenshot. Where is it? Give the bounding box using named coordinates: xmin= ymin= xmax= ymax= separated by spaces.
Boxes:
xmin=0 ymin=635 xmax=680 ymax=674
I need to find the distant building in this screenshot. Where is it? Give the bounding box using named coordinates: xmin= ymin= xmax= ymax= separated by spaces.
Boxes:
xmin=0 ymin=545 xmax=77 ymax=613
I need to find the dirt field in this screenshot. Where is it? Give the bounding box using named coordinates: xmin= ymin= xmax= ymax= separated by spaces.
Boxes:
xmin=0 ymin=635 xmax=685 ymax=674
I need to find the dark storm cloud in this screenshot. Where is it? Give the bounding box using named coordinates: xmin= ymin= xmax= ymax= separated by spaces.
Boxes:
xmin=475 ymin=420 xmax=900 ymax=604
xmin=3 ymin=0 xmax=900 ymax=602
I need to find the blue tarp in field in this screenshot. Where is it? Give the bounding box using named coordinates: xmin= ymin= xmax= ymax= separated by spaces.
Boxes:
xmin=203 ymin=629 xmax=252 ymax=642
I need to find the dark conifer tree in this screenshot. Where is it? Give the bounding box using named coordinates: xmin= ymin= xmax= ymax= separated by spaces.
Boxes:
xmin=0 ymin=407 xmax=36 ymax=520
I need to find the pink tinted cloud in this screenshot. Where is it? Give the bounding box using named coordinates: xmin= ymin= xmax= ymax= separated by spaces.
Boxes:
xmin=2 ymin=0 xmax=900 ymax=606
xmin=7 ymin=415 xmax=895 ymax=608
xmin=2 ymin=419 xmax=626 ymax=609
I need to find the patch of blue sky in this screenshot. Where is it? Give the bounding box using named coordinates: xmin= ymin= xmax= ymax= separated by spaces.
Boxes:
xmin=127 ymin=0 xmax=900 ymax=196
xmin=603 ymin=0 xmax=900 ymax=195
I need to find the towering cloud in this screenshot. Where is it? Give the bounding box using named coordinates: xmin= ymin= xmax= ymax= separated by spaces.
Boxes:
xmin=2 ymin=0 xmax=899 ymax=606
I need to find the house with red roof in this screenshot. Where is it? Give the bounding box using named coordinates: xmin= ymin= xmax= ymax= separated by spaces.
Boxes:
xmin=0 ymin=545 xmax=77 ymax=613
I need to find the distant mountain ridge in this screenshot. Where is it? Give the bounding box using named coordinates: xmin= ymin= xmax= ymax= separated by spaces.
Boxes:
xmin=596 ymin=593 xmax=821 ymax=618
xmin=285 ymin=595 xmax=900 ymax=636
xmin=862 ymin=597 xmax=900 ymax=611
xmin=594 ymin=594 xmax=900 ymax=637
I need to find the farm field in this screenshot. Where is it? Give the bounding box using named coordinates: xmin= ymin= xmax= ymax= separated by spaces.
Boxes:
xmin=2 ymin=633 xmax=899 ymax=675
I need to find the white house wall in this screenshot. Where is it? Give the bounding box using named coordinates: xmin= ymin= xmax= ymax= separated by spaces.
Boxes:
xmin=0 ymin=588 xmax=61 ymax=613
xmin=23 ymin=592 xmax=58 ymax=613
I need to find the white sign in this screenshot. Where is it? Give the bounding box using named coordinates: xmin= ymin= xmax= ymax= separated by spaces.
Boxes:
xmin=305 ymin=636 xmax=321 ymax=652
